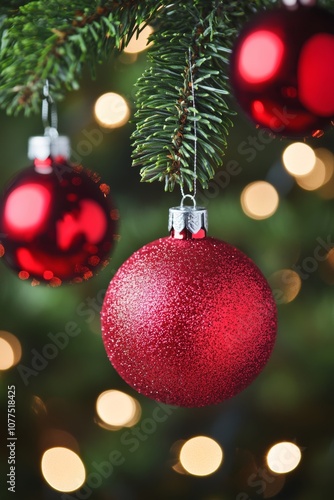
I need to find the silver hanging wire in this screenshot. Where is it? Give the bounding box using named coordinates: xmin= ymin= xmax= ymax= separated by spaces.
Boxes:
xmin=180 ymin=47 xmax=198 ymax=208
xmin=42 ymin=80 xmax=59 ymax=138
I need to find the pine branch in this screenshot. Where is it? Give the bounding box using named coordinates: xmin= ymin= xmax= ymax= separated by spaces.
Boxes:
xmin=1 ymin=0 xmax=333 ymax=191
xmin=0 ymin=0 xmax=160 ymax=115
xmin=0 ymin=1 xmax=30 ymax=16
xmin=131 ymin=0 xmax=276 ymax=192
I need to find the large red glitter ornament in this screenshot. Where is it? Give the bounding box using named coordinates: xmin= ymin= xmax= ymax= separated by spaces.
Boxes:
xmin=0 ymin=135 xmax=118 ymax=286
xmin=101 ymin=206 xmax=277 ymax=407
xmin=230 ymin=3 xmax=334 ymax=137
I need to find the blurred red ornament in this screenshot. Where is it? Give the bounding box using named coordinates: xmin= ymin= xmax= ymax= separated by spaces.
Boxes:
xmin=230 ymin=4 xmax=334 ymax=137
xmin=101 ymin=207 xmax=277 ymax=407
xmin=0 ymin=136 xmax=119 ymax=286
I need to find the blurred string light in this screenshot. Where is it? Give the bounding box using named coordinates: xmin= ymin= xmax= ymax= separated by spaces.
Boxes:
xmin=170 ymin=440 xmax=188 ymax=474
xmin=315 ymin=148 xmax=334 ymax=199
xmin=123 ymin=23 xmax=154 ymax=54
xmin=282 ymin=142 xmax=316 ymax=176
xmin=266 ymin=442 xmax=302 ymax=474
xmin=96 ymin=389 xmax=141 ymax=430
xmin=320 ymin=247 xmax=334 ymax=284
xmin=0 ymin=330 xmax=22 ymax=370
xmin=178 ymin=436 xmax=223 ymax=476
xmin=282 ymin=146 xmax=334 ymax=191
xmin=295 ymin=157 xmax=326 ymax=191
xmin=40 ymin=429 xmax=81 ymax=455
xmin=94 ymin=92 xmax=130 ymax=129
xmin=325 ymin=248 xmax=334 ymax=273
xmin=326 ymin=248 xmax=334 ymax=269
xmin=31 ymin=395 xmax=48 ymax=417
xmin=241 ymin=181 xmax=279 ymax=220
xmin=269 ymin=269 xmax=302 ymax=304
xmin=315 ymin=148 xmax=334 ymax=184
xmin=41 ymin=447 xmax=86 ymax=492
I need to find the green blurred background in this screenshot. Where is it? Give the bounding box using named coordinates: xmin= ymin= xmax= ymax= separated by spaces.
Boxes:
xmin=1 ymin=45 xmax=334 ymax=500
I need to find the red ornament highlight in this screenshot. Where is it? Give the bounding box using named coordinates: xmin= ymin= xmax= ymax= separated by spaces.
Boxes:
xmin=238 ymin=30 xmax=285 ymax=85
xmin=101 ymin=208 xmax=277 ymax=407
xmin=230 ymin=5 xmax=334 ymax=137
xmin=298 ymin=33 xmax=334 ymax=116
xmin=0 ymin=158 xmax=118 ymax=285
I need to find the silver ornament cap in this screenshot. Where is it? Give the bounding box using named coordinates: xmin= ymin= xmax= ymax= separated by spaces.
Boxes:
xmin=28 ymin=133 xmax=71 ymax=161
xmin=168 ymin=206 xmax=208 ymax=238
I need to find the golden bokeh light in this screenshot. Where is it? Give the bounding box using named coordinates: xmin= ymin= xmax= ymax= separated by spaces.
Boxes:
xmin=41 ymin=447 xmax=86 ymax=492
xmin=327 ymin=248 xmax=334 ymax=268
xmin=315 ymin=148 xmax=334 ymax=184
xmin=269 ymin=269 xmax=302 ymax=304
xmin=40 ymin=429 xmax=80 ymax=456
xmin=94 ymin=92 xmax=130 ymax=128
xmin=96 ymin=390 xmax=141 ymax=429
xmin=318 ymin=175 xmax=334 ymax=199
xmin=0 ymin=339 xmax=14 ymax=370
xmin=316 ymin=148 xmax=334 ymax=199
xmin=282 ymin=142 xmax=316 ymax=176
xmin=172 ymin=462 xmax=188 ymax=475
xmin=179 ymin=436 xmax=223 ymax=476
xmin=266 ymin=442 xmax=302 ymax=474
xmin=124 ymin=24 xmax=154 ymax=54
xmin=241 ymin=181 xmax=279 ymax=220
xmin=296 ymin=158 xmax=326 ymax=191
xmin=31 ymin=395 xmax=48 ymax=417
xmin=319 ymin=248 xmax=334 ymax=284
xmin=0 ymin=330 xmax=22 ymax=370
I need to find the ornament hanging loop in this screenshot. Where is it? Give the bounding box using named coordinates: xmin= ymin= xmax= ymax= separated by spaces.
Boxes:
xmin=180 ymin=194 xmax=197 ymax=209
xmin=42 ymin=80 xmax=58 ymax=139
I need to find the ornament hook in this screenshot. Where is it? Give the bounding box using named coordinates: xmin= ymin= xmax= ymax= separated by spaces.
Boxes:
xmin=42 ymin=80 xmax=58 ymax=138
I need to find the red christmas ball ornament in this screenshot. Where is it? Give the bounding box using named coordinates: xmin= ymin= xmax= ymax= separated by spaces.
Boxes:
xmin=0 ymin=135 xmax=119 ymax=286
xmin=230 ymin=3 xmax=334 ymax=137
xmin=101 ymin=206 xmax=277 ymax=407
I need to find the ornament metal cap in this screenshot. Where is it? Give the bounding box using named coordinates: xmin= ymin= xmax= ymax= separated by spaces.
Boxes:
xmin=28 ymin=134 xmax=71 ymax=161
xmin=168 ymin=205 xmax=208 ymax=239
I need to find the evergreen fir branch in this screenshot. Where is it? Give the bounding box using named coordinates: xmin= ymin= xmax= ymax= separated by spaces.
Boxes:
xmin=0 ymin=1 xmax=30 ymax=16
xmin=0 ymin=0 xmax=160 ymax=115
xmin=320 ymin=0 xmax=334 ymax=7
xmin=131 ymin=0 xmax=276 ymax=192
xmin=0 ymin=0 xmax=333 ymax=191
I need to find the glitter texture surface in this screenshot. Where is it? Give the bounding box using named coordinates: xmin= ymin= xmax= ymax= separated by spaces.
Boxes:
xmin=101 ymin=236 xmax=277 ymax=407
xmin=0 ymin=160 xmax=118 ymax=285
